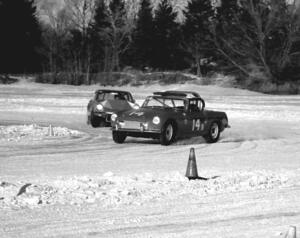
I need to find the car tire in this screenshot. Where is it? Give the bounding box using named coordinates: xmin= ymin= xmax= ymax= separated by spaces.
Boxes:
xmin=90 ymin=114 xmax=100 ymax=128
xmin=204 ymin=121 xmax=220 ymax=143
xmin=99 ymin=120 xmax=107 ymax=127
xmin=112 ymin=131 xmax=127 ymax=144
xmin=87 ymin=113 xmax=91 ymax=125
xmin=160 ymin=121 xmax=176 ymax=146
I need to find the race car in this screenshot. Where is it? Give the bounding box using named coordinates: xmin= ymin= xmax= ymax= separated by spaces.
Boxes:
xmin=87 ymin=89 xmax=139 ymax=127
xmin=110 ymin=91 xmax=230 ymax=145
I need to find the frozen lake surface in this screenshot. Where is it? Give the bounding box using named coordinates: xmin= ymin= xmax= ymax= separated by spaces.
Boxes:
xmin=1 ymin=79 xmax=300 ymax=237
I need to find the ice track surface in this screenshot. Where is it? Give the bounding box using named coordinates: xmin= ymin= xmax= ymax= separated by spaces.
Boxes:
xmin=0 ymin=79 xmax=300 ymax=237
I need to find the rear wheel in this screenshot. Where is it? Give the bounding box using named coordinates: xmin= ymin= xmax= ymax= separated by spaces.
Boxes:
xmin=112 ymin=131 xmax=127 ymax=144
xmin=160 ymin=121 xmax=176 ymax=146
xmin=204 ymin=121 xmax=220 ymax=143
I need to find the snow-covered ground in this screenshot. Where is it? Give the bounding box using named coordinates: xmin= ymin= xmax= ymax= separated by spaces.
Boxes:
xmin=0 ymin=79 xmax=300 ymax=237
xmin=0 ymin=124 xmax=81 ymax=143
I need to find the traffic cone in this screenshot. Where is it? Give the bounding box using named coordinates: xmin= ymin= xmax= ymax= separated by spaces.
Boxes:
xmin=285 ymin=226 xmax=296 ymax=238
xmin=185 ymin=148 xmax=199 ymax=180
xmin=48 ymin=124 xmax=54 ymax=136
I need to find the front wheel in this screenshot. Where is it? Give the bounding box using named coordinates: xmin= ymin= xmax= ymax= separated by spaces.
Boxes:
xmin=90 ymin=114 xmax=100 ymax=127
xmin=160 ymin=122 xmax=176 ymax=146
xmin=87 ymin=113 xmax=91 ymax=125
xmin=112 ymin=131 xmax=127 ymax=144
xmin=203 ymin=121 xmax=220 ymax=143
xmin=99 ymin=120 xmax=107 ymax=127
xmin=90 ymin=114 xmax=107 ymax=127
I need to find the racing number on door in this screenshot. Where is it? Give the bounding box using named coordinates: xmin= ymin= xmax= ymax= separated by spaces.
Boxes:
xmin=192 ymin=119 xmax=201 ymax=131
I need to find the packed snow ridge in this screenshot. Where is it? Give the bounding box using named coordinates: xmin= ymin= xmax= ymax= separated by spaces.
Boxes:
xmin=0 ymin=124 xmax=81 ymax=142
xmin=0 ymin=170 xmax=295 ymax=210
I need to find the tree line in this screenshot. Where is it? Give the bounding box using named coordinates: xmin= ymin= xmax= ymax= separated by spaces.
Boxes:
xmin=0 ymin=0 xmax=299 ymax=87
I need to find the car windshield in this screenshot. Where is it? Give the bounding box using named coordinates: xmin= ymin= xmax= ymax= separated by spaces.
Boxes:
xmin=142 ymin=96 xmax=185 ymax=110
xmin=96 ymin=92 xmax=132 ymax=101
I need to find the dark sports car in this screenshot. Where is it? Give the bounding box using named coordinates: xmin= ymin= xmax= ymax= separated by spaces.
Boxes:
xmin=87 ymin=89 xmax=139 ymax=127
xmin=111 ymin=91 xmax=230 ymax=145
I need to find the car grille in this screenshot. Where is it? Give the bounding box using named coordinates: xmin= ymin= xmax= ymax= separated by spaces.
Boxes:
xmin=105 ymin=114 xmax=112 ymax=122
xmin=122 ymin=120 xmax=141 ymax=129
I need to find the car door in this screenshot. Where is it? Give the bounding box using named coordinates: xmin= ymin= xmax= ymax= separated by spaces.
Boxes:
xmin=185 ymin=99 xmax=206 ymax=136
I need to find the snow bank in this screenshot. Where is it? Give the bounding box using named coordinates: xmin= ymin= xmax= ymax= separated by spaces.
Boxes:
xmin=0 ymin=170 xmax=295 ymax=210
xmin=0 ymin=124 xmax=81 ymax=142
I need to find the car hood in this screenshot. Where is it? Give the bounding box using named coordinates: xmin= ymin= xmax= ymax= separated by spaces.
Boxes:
xmin=92 ymin=100 xmax=135 ymax=112
xmin=204 ymin=110 xmax=227 ymax=119
xmin=118 ymin=107 xmax=173 ymax=121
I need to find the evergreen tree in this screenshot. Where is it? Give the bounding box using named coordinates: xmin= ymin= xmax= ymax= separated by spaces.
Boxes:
xmin=152 ymin=0 xmax=181 ymax=70
xmin=93 ymin=0 xmax=133 ymax=71
xmin=130 ymin=0 xmax=154 ymax=69
xmin=216 ymin=0 xmax=240 ymax=20
xmin=183 ymin=0 xmax=214 ymax=76
xmin=93 ymin=0 xmax=111 ymax=31
xmin=0 ymin=0 xmax=41 ymax=74
xmin=91 ymin=0 xmax=110 ymax=71
xmin=109 ymin=0 xmax=125 ymax=15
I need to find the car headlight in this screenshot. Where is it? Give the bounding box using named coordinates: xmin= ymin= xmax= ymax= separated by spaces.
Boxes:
xmin=96 ymin=104 xmax=104 ymax=111
xmin=152 ymin=116 xmax=160 ymax=125
xmin=111 ymin=113 xmax=117 ymax=122
xmin=133 ymin=104 xmax=140 ymax=110
xmin=129 ymin=102 xmax=140 ymax=110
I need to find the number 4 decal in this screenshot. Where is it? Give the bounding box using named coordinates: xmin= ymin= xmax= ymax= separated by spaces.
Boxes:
xmin=192 ymin=119 xmax=201 ymax=131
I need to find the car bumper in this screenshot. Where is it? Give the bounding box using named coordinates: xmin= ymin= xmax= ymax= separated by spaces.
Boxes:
xmin=114 ymin=129 xmax=161 ymax=139
xmin=92 ymin=112 xmax=113 ymax=122
xmin=112 ymin=123 xmax=161 ymax=138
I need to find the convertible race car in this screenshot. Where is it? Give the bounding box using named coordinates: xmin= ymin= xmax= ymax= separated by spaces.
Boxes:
xmin=111 ymin=91 xmax=230 ymax=145
xmin=87 ymin=89 xmax=139 ymax=127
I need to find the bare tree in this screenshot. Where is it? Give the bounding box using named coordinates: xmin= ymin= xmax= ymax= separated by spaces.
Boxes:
xmin=275 ymin=0 xmax=300 ymax=73
xmin=63 ymin=0 xmax=97 ymax=84
xmin=212 ymin=0 xmax=300 ymax=83
xmin=63 ymin=0 xmax=96 ymax=34
xmin=38 ymin=1 xmax=72 ymax=74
